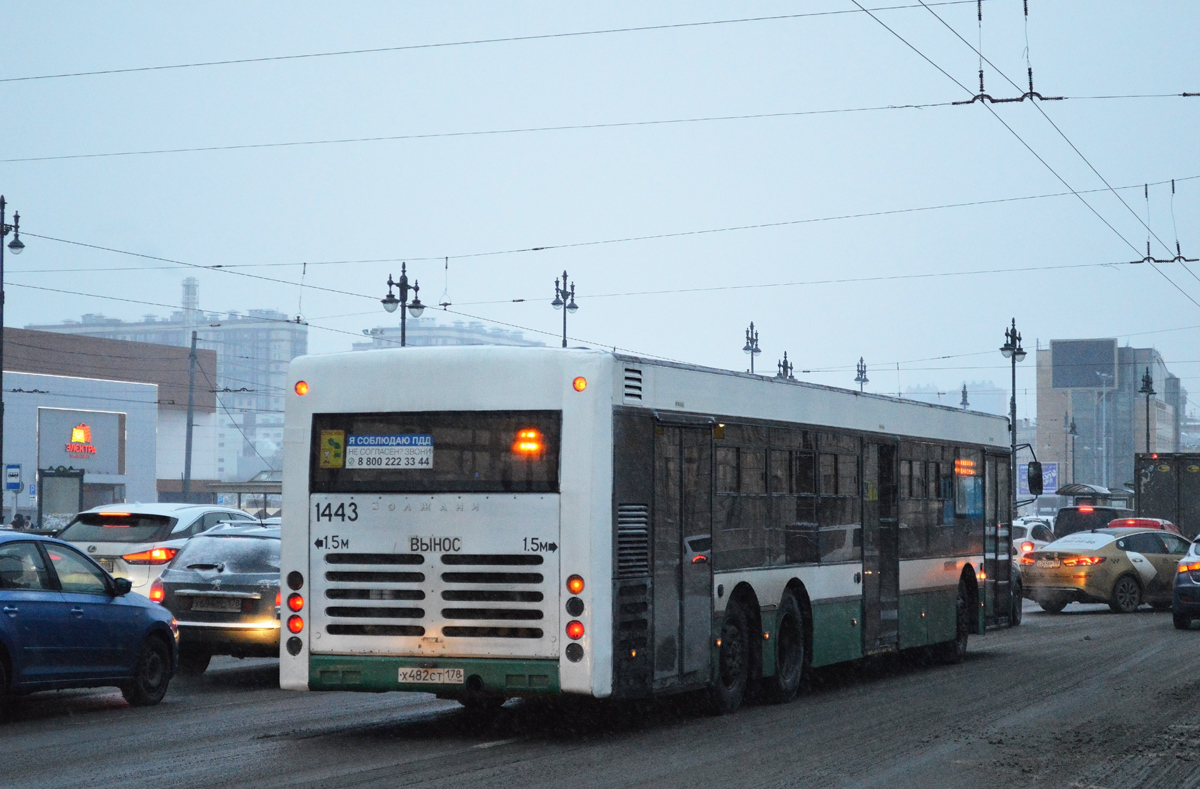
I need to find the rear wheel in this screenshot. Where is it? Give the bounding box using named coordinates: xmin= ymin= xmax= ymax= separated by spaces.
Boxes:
xmin=1010 ymin=581 xmax=1024 ymax=626
xmin=1038 ymin=600 xmax=1067 ymax=614
xmin=763 ymin=593 xmax=805 ymax=703
xmin=177 ymin=650 xmax=211 ymax=677
xmin=121 ymin=637 xmax=171 ymax=707
xmin=1109 ymin=576 xmax=1142 ymax=614
xmin=1174 ymin=611 xmax=1192 ymax=630
xmin=933 ymin=581 xmax=970 ymax=665
xmin=708 ymin=601 xmax=751 ymax=714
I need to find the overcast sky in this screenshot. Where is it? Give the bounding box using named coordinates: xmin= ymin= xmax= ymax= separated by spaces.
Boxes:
xmin=2 ymin=1 xmax=1198 ymax=418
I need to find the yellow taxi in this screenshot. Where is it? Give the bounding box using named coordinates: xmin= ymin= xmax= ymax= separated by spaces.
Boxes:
xmin=1020 ymin=527 xmax=1191 ymax=614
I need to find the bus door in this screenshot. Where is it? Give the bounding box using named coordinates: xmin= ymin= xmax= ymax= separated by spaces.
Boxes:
xmin=984 ymin=454 xmax=1012 ymax=626
xmin=862 ymin=441 xmax=899 ymax=652
xmin=652 ymin=423 xmax=713 ymax=689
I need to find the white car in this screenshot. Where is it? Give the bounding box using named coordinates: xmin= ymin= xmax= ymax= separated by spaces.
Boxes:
xmin=56 ymin=504 xmax=259 ymax=594
xmin=1012 ymin=518 xmax=1054 ymax=561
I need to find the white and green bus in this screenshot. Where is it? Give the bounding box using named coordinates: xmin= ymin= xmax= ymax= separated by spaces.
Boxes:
xmin=279 ymin=347 xmax=1016 ymax=712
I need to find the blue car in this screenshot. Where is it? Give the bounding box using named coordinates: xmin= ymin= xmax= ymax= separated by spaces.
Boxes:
xmin=1173 ymin=535 xmax=1200 ymax=629
xmin=0 ymin=531 xmax=178 ymax=709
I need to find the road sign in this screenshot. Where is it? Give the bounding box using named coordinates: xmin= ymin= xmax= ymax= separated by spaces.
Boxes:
xmin=5 ymin=465 xmax=20 ymax=491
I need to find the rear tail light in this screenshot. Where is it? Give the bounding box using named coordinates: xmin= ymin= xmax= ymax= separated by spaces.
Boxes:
xmin=148 ymin=579 xmax=165 ymax=603
xmin=566 ymin=620 xmax=585 ymax=640
xmin=122 ymin=547 xmax=177 ymax=565
xmin=287 ymin=615 xmax=304 ymax=634
xmin=1179 ymin=562 xmax=1200 ymax=573
xmin=566 ymin=575 xmax=585 ymax=594
xmin=1062 ymin=556 xmax=1105 ymax=567
xmin=1020 ymin=556 xmax=1035 ymax=565
xmin=287 ymin=593 xmax=304 ymax=612
xmin=1021 ymin=541 xmax=1035 ymax=553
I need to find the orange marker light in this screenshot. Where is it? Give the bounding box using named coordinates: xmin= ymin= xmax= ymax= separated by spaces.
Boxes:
xmin=566 ymin=575 xmax=585 ymax=594
xmin=287 ymin=593 xmax=305 ymax=612
xmin=287 ymin=615 xmax=304 ymax=634
xmin=512 ymin=428 xmax=544 ymax=456
xmin=294 ymin=381 xmax=309 ymax=395
xmin=566 ymin=620 xmax=585 ymax=640
xmin=573 ymin=377 xmax=587 ymax=392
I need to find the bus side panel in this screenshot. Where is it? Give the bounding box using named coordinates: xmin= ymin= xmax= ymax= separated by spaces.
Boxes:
xmin=810 ymin=598 xmax=864 ymax=667
xmin=610 ymin=409 xmax=656 ymax=698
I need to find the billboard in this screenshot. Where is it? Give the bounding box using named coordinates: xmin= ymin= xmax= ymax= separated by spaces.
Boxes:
xmin=37 ymin=408 xmax=125 ymax=475
xmin=1051 ymin=339 xmax=1117 ymax=389
xmin=1019 ymin=462 xmax=1058 ymax=497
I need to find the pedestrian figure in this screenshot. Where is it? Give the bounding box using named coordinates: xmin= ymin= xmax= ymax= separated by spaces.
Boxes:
xmin=9 ymin=513 xmax=26 ymax=530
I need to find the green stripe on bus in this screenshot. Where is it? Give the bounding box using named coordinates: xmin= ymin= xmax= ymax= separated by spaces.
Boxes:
xmin=309 ymin=655 xmax=561 ymax=695
xmin=810 ymin=599 xmax=863 ymax=667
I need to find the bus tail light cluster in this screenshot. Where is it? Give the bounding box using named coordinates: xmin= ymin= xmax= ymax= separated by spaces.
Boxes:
xmin=566 ymin=620 xmax=585 ymax=640
xmin=122 ymin=547 xmax=177 ymax=565
xmin=287 ymin=593 xmax=305 ymax=613
xmin=566 ymin=575 xmax=584 ymax=595
xmin=287 ymin=615 xmax=305 ymax=634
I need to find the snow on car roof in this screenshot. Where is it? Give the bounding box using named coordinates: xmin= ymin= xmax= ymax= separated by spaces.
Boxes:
xmin=1046 ymin=532 xmax=1118 ymax=550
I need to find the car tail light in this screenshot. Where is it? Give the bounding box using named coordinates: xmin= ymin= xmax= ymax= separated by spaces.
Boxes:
xmin=275 ymin=590 xmax=282 ymax=607
xmin=566 ymin=575 xmax=585 ymax=594
xmin=1062 ymin=556 xmax=1105 ymax=567
xmin=287 ymin=593 xmax=304 ymax=612
xmin=148 ymin=579 xmax=165 ymax=603
xmin=122 ymin=547 xmax=177 ymax=565
xmin=1079 ymin=506 xmax=1094 ymax=513
xmin=566 ymin=620 xmax=585 ymax=640
xmin=1020 ymin=556 xmax=1035 ymax=565
xmin=287 ymin=615 xmax=304 ymax=634
xmin=1179 ymin=562 xmax=1200 ymax=573
xmin=1021 ymin=541 xmax=1035 ymax=553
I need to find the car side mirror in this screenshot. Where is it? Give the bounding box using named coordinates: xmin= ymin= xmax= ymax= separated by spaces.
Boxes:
xmin=112 ymin=577 xmax=133 ymax=596
xmin=1027 ymin=461 xmax=1043 ymax=497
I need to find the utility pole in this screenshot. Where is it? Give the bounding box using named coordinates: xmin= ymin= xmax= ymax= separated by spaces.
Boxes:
xmin=182 ymin=330 xmax=197 ymax=502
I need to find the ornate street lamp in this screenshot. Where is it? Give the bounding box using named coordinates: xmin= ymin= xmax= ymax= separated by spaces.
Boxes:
xmin=777 ymin=352 xmax=794 ymax=380
xmin=381 ymin=263 xmax=424 ymax=347
xmin=960 ymin=383 xmax=970 ymax=409
xmin=1000 ymin=318 xmax=1027 ymax=510
xmin=854 ymin=357 xmax=869 ymax=393
xmin=743 ymin=323 xmax=761 ymax=374
xmin=0 ymin=196 xmax=26 ymax=480
xmin=1139 ymin=367 xmax=1156 ymax=453
xmin=551 ymin=270 xmax=578 ymax=348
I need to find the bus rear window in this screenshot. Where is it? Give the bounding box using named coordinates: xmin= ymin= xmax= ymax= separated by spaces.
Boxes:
xmin=310 ymin=410 xmax=561 ymax=493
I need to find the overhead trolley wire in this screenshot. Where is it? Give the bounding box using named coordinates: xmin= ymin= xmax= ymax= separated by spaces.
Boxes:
xmin=0 ymin=2 xmax=981 ymax=84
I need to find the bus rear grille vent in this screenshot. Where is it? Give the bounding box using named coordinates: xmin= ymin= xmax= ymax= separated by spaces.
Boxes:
xmin=616 ymin=504 xmax=650 ymax=578
xmin=623 ymin=368 xmax=643 ymax=401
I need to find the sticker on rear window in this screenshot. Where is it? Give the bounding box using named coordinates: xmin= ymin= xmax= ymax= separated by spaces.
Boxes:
xmin=346 ymin=435 xmax=433 ymax=469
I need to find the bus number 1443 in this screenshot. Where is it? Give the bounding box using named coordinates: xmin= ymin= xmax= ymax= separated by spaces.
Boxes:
xmin=315 ymin=502 xmax=359 ymax=522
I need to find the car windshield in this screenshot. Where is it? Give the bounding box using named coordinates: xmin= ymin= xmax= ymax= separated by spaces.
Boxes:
xmin=1054 ymin=508 xmax=1131 ymax=537
xmin=57 ymin=513 xmax=177 ymax=543
xmin=172 ymin=534 xmax=280 ymax=574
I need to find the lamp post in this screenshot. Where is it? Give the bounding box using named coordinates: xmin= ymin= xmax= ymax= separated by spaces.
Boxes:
xmin=1068 ymin=418 xmax=1078 ymax=484
xmin=743 ymin=323 xmax=761 ymax=373
xmin=854 ymin=357 xmax=869 ymax=393
xmin=960 ymin=383 xmax=970 ymax=409
xmin=1139 ymin=367 xmax=1155 ymax=453
xmin=0 ymin=197 xmax=26 ymax=484
xmin=380 ymin=263 xmax=425 ymax=347
xmin=777 ymin=352 xmax=794 ymax=380
xmin=999 ymin=318 xmax=1027 ymax=511
xmin=1096 ymin=371 xmax=1112 ymax=487
xmin=550 ymin=270 xmax=578 ymax=348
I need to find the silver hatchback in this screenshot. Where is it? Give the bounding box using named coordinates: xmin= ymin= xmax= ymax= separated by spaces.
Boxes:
xmin=56 ymin=504 xmax=259 ymax=595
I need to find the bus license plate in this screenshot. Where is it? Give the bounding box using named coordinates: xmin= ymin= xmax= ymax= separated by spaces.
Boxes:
xmin=192 ymin=597 xmax=244 ymax=613
xmin=1036 ymin=559 xmax=1060 ymax=569
xmin=398 ymin=667 xmax=464 ymax=685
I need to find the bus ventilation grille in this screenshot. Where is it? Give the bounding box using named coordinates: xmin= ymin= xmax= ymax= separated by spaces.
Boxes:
xmin=623 ymin=368 xmax=643 ymax=401
xmin=616 ymin=504 xmax=651 ymax=578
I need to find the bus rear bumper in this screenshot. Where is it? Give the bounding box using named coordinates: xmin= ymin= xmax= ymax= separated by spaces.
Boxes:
xmin=309 ymin=654 xmax=561 ymax=697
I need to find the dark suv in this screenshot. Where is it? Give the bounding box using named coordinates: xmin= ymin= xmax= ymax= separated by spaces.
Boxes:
xmin=151 ymin=524 xmax=280 ymax=675
xmin=1054 ymin=505 xmax=1135 ymax=537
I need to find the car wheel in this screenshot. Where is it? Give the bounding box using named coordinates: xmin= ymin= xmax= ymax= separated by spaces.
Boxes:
xmin=1109 ymin=575 xmax=1142 ymax=614
xmin=121 ymin=637 xmax=172 ymax=707
xmin=708 ymin=601 xmax=751 ymax=714
xmin=1010 ymin=582 xmax=1024 ymax=626
xmin=177 ymin=650 xmax=212 ymax=677
xmin=1039 ymin=600 xmax=1067 ymax=614
xmin=1174 ymin=611 xmax=1192 ymax=630
xmin=934 ymin=580 xmax=970 ymax=664
xmin=763 ymin=593 xmax=806 ymax=703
